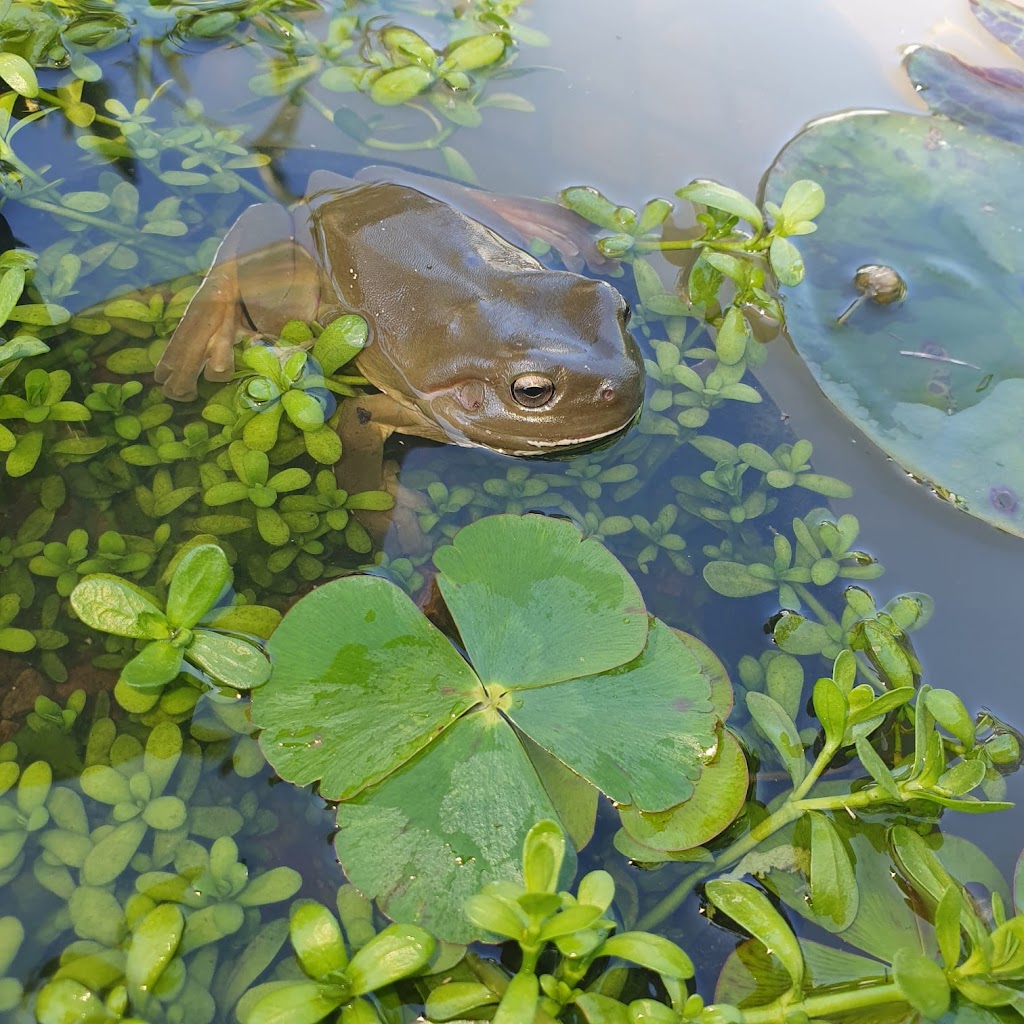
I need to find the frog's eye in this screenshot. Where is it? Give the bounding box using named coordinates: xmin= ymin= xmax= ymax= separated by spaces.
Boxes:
xmin=621 ymin=300 xmax=632 ymax=324
xmin=512 ymin=374 xmax=556 ymax=408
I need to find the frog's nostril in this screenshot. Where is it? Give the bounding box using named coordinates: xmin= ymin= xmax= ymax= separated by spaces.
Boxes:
xmin=600 ymin=387 xmax=616 ymax=402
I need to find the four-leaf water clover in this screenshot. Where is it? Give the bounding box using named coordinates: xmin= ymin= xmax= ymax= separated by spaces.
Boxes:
xmin=70 ymin=543 xmax=270 ymax=694
xmin=252 ymin=514 xmax=718 ymax=942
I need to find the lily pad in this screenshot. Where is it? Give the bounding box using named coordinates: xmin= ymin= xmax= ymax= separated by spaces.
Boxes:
xmin=764 ymin=111 xmax=1024 ymax=538
xmin=252 ymin=514 xmax=718 ymax=941
xmin=616 ymin=727 xmax=748 ymax=854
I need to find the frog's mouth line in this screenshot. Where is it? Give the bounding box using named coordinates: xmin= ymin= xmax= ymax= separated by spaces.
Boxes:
xmin=484 ymin=405 xmax=643 ymax=458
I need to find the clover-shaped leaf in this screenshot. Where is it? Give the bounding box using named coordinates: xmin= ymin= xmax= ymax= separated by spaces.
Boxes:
xmin=252 ymin=515 xmax=716 ymax=941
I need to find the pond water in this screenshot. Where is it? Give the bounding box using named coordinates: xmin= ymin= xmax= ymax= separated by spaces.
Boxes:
xmin=1 ymin=0 xmax=1023 ymax=1020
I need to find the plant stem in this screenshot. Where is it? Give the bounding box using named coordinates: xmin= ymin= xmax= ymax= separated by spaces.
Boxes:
xmin=635 ymin=741 xmax=880 ymax=932
xmin=722 ymin=979 xmax=904 ymax=1023
xmin=635 ymin=801 xmax=802 ymax=931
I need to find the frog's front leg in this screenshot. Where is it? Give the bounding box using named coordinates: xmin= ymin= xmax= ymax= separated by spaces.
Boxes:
xmin=155 ymin=203 xmax=320 ymax=401
xmin=338 ymin=392 xmax=435 ymax=552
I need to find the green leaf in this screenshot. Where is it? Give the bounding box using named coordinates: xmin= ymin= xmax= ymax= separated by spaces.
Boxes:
xmin=434 ymin=515 xmax=648 ymax=689
xmin=934 ymin=884 xmax=962 ymax=970
xmin=289 ymin=901 xmax=348 ymax=979
xmin=715 ymin=307 xmax=751 ymax=365
xmin=597 ymin=932 xmax=694 ymax=979
xmin=812 ymin=676 xmax=847 ymax=747
xmin=314 ymin=315 xmax=367 ymax=374
xmin=855 ymin=734 xmax=901 ymax=800
xmin=253 ymin=576 xmax=481 ymax=800
xmin=346 ymin=923 xmax=435 ymax=994
xmin=444 ymin=33 xmax=505 ymax=72
xmin=702 ymin=561 xmax=776 ymax=598
xmin=187 ymin=631 xmax=270 ymax=689
xmin=522 ymin=819 xmax=564 ymax=894
xmin=676 ymin=180 xmax=764 ymax=233
xmin=768 ymin=236 xmax=804 ymax=286
xmin=6 ymin=430 xmax=43 ymax=477
xmin=34 ymin=978 xmax=110 ymax=1024
xmin=705 ymin=879 xmax=804 ymax=990
xmin=933 ymin=758 xmax=987 ymax=798
xmin=464 ymin=892 xmax=528 ymax=940
xmin=165 ymin=543 xmax=231 ymax=628
xmin=808 ymin=812 xmax=858 ymax=929
xmin=80 ymin=764 xmax=132 ymax=805
xmin=282 ymin=389 xmax=326 ymax=432
xmin=778 ymin=179 xmax=825 ymax=224
xmin=70 ymin=575 xmax=168 ymax=639
xmin=120 ymin=640 xmax=184 ymax=691
xmin=891 ymin=948 xmax=950 ymax=1019
xmin=0 ymin=52 xmax=38 ymax=97
xmin=617 ymin=729 xmax=747 ymax=853
xmin=82 ymin=818 xmax=147 ymax=886
xmin=424 ymin=981 xmax=497 ymax=1020
xmin=141 ymin=795 xmax=187 ymax=830
xmin=493 ymin=972 xmax=538 ymax=1024
xmin=370 ymin=65 xmax=435 ymax=105
xmin=925 ymin=689 xmax=975 ymax=749
xmin=746 ymin=692 xmax=806 ymax=785
xmin=509 ymin=620 xmax=715 ymax=810
xmin=239 ymin=980 xmax=343 ymax=1024
xmin=336 ymin=714 xmax=570 ymax=943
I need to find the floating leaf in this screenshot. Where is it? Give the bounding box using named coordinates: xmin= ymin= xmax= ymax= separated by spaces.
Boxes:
xmin=434 ymin=515 xmax=648 ymax=689
xmin=617 ymin=729 xmax=747 ymax=852
xmin=254 ymin=515 xmax=716 ymax=940
xmin=336 ymin=713 xmax=569 ymax=943
xmin=765 ymin=111 xmax=1024 ymax=538
xmin=904 ymin=44 xmax=1024 ymax=144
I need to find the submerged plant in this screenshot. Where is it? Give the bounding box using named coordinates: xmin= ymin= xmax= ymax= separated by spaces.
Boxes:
xmin=237 ymin=901 xmax=435 ymax=1024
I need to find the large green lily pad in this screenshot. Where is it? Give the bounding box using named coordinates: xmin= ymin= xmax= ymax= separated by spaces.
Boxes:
xmin=252 ymin=514 xmax=719 ymax=942
xmin=764 ymin=111 xmax=1024 ymax=538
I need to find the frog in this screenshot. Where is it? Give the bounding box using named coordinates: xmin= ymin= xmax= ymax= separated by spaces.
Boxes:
xmin=154 ymin=169 xmax=645 ymax=499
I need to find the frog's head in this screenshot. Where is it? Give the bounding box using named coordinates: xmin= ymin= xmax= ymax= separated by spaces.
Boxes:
xmin=418 ymin=273 xmax=645 ymax=456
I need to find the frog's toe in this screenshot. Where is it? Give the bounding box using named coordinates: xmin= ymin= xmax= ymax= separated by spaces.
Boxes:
xmin=203 ymin=331 xmax=238 ymax=381
xmin=153 ymin=360 xmax=199 ymax=401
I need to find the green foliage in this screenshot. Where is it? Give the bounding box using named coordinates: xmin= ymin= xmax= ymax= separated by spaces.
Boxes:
xmin=238 ymin=902 xmax=434 ymax=1024
xmin=0 ymin=2 xmax=1022 ymax=1022
xmin=429 ymin=820 xmax=695 ymax=1022
xmin=70 ymin=543 xmax=272 ymax=701
xmin=253 ymin=514 xmax=720 ymax=941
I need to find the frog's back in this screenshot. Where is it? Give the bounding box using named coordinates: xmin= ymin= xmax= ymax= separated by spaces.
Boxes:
xmin=306 ymin=182 xmax=541 ymax=385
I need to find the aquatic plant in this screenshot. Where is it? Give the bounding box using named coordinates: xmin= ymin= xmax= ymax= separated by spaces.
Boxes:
xmin=237 ymin=903 xmax=434 ymax=1024
xmin=252 ymin=513 xmax=729 ymax=942
xmin=764 ymin=108 xmax=1024 ymax=538
xmin=2 ymin=1 xmax=1023 ymax=1021
xmin=70 ymin=542 xmax=272 ymax=699
xmin=905 ymin=0 xmax=1024 ymax=144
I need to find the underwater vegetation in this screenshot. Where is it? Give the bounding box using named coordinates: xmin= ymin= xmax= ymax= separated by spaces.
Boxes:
xmin=0 ymin=0 xmax=1023 ymax=1022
